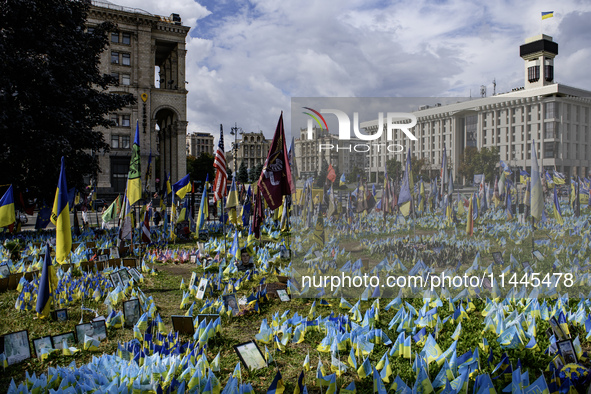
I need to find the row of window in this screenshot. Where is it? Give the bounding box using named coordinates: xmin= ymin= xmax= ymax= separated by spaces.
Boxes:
xmin=111 ymin=72 xmax=131 ymax=86
xmin=111 ymin=32 xmax=132 ymax=45
xmin=110 ymin=114 xmax=131 ymax=127
xmin=111 ymin=51 xmax=131 ymax=66
xmin=111 ymin=135 xmax=130 ymax=149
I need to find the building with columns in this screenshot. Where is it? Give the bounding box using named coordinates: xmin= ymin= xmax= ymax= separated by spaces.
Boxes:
xmin=226 ymin=131 xmax=270 ymax=174
xmin=88 ymin=0 xmax=189 ymax=197
xmin=361 ymin=34 xmax=591 ymax=184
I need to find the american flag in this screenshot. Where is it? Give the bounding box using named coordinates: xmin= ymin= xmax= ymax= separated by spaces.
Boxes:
xmin=213 ymin=124 xmax=227 ymax=202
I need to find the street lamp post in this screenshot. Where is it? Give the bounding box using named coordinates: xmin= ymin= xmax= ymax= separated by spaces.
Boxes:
xmin=230 ymin=123 xmax=243 ymax=175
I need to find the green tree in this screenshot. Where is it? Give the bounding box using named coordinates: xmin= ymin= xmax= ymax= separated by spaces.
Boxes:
xmin=346 ymin=166 xmax=364 ymax=183
xmin=236 ymin=161 xmax=249 ymax=183
xmin=316 ymin=159 xmax=329 ymax=187
xmin=187 ymin=153 xmax=214 ymax=184
xmin=410 ymin=156 xmax=428 ymax=182
xmin=0 ymin=0 xmax=135 ymax=199
xmin=386 ymin=158 xmax=402 ymax=181
xmin=458 ymin=147 xmax=499 ymax=184
xmin=249 ymin=163 xmax=264 ymax=183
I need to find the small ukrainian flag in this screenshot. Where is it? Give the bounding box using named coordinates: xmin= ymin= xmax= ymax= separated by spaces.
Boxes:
xmin=542 ymin=11 xmax=553 ymax=19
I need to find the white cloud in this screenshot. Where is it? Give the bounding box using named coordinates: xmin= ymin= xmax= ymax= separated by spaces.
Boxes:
xmin=112 ymin=0 xmax=591 ymax=146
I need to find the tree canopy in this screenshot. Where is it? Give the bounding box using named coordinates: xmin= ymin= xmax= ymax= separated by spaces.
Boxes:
xmin=187 ymin=153 xmax=215 ymax=185
xmin=458 ymin=146 xmax=500 ymax=184
xmin=0 ymin=0 xmax=135 ymax=199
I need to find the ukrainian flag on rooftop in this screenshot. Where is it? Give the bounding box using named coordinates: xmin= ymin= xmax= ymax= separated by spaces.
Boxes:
xmin=542 ymin=11 xmax=553 ymax=19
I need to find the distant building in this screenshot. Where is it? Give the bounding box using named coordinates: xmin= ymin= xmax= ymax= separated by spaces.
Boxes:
xmin=362 ymin=34 xmax=591 ymax=184
xmin=295 ymin=127 xmax=367 ymax=180
xmin=88 ymin=0 xmax=189 ymax=197
xmin=227 ymin=131 xmax=270 ymax=173
xmin=186 ymin=132 xmax=214 ymax=157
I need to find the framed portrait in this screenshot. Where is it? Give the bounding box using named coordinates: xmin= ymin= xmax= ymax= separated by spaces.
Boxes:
xmin=118 ymin=269 xmax=131 ymax=284
xmin=558 ymin=340 xmax=578 ymax=364
xmin=51 ymin=308 xmax=68 ymax=322
xmin=110 ymin=247 xmax=120 ymax=259
xmin=196 ymin=278 xmax=208 ymax=300
xmin=198 ymin=230 xmax=209 ymax=242
xmin=51 ymin=331 xmax=75 ymax=350
xmin=0 ymin=263 xmax=10 ymax=277
xmin=189 ymin=272 xmax=197 ymax=289
xmin=0 ymin=330 xmax=31 ymax=365
xmin=110 ymin=272 xmax=123 ymax=289
xmin=171 ymin=315 xmax=194 ymax=336
xmin=190 ymin=255 xmax=197 ymax=263
xmin=32 ymin=336 xmax=53 ymax=358
xmin=75 ymin=319 xmax=107 ymax=344
xmin=276 ymin=289 xmax=290 ymax=302
xmin=98 ymin=254 xmax=109 ymax=262
xmin=129 ymin=268 xmax=142 ymax=283
xmin=223 ymin=293 xmax=240 ymax=316
xmin=233 ymin=340 xmax=267 ymax=371
xmin=491 ymin=252 xmax=504 ymax=265
xmin=123 ymin=299 xmax=141 ymax=328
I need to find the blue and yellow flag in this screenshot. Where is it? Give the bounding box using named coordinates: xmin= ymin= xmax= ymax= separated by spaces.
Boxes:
xmin=340 ymin=173 xmax=346 ymax=186
xmin=553 ymin=186 xmax=563 ymax=225
xmin=542 ymin=11 xmax=553 ymax=19
xmin=173 ymin=174 xmax=192 ymax=200
xmin=196 ymin=175 xmax=209 ymax=231
xmin=51 ymin=157 xmax=71 ymax=263
xmin=0 ymin=185 xmax=15 ymax=228
xmin=36 ymin=243 xmax=58 ymax=318
xmin=126 ymin=122 xmax=142 ymax=206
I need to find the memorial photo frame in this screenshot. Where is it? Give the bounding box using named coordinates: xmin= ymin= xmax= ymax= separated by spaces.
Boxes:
xmin=491 ymin=252 xmax=504 ymax=265
xmin=223 ymin=293 xmax=240 ymax=316
xmin=51 ymin=308 xmax=68 ymax=322
xmin=32 ymin=336 xmax=53 ymax=358
xmin=233 ymin=340 xmax=267 ymax=371
xmin=0 ymin=263 xmax=10 ymax=277
xmin=129 ymin=268 xmax=142 ymax=283
xmin=109 ymin=271 xmax=123 ymax=289
xmin=0 ymin=330 xmax=31 ymax=365
xmin=196 ymin=277 xmax=208 ymax=300
xmin=558 ymin=340 xmax=578 ymax=364
xmin=123 ymin=299 xmax=142 ymax=328
xmin=75 ymin=319 xmax=107 ymax=344
xmin=110 ymin=247 xmax=120 ymax=259
xmin=189 ymin=272 xmax=197 ymax=289
xmin=51 ymin=331 xmax=75 ymax=350
xmin=171 ymin=315 xmax=195 ymax=336
xmin=276 ymin=289 xmax=290 ymax=302
xmin=118 ymin=269 xmax=131 ymax=284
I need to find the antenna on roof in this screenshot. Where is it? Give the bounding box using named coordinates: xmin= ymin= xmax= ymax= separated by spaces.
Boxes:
xmin=493 ymin=78 xmax=496 ymax=96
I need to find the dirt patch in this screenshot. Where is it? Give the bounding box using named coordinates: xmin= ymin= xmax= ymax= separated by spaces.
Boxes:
xmin=152 ymin=262 xmax=195 ymax=279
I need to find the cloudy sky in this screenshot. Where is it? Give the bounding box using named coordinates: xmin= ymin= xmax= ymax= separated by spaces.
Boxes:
xmin=112 ymin=0 xmax=591 ymax=146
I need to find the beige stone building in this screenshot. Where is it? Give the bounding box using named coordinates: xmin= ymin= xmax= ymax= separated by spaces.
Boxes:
xmin=186 ymin=132 xmax=214 ymax=157
xmin=88 ymin=0 xmax=189 ymax=197
xmin=227 ymin=131 xmax=270 ymax=173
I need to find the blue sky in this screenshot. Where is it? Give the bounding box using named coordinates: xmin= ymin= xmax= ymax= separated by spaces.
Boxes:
xmin=113 ymin=0 xmax=591 ymax=146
